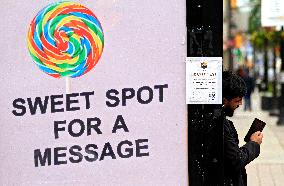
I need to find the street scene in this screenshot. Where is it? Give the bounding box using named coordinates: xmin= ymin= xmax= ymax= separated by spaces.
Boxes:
xmin=1 ymin=0 xmax=284 ymax=185
xmin=231 ymin=92 xmax=284 ymax=185
xmin=224 ymin=0 xmax=284 ymax=185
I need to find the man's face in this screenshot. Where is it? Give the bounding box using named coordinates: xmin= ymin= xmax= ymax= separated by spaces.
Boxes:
xmin=223 ymin=97 xmax=243 ymax=117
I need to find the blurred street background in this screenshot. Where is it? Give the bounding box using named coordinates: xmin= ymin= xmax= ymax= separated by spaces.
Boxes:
xmin=223 ymin=0 xmax=284 ymax=185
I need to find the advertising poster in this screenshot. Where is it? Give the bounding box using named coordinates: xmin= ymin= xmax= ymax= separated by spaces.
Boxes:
xmin=0 ymin=0 xmax=187 ymax=185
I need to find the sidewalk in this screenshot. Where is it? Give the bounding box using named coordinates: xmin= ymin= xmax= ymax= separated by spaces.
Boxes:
xmin=230 ymin=91 xmax=284 ymax=186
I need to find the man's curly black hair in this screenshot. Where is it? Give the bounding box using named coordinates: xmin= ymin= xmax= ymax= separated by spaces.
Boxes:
xmin=223 ymin=71 xmax=247 ymax=101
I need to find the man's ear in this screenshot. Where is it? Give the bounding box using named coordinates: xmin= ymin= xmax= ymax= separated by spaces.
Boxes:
xmin=223 ymin=98 xmax=229 ymax=106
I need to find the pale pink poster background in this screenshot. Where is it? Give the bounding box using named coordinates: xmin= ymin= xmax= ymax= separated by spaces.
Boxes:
xmin=0 ymin=0 xmax=187 ymax=185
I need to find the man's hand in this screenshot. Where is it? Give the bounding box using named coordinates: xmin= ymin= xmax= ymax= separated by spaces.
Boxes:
xmin=250 ymin=131 xmax=263 ymax=145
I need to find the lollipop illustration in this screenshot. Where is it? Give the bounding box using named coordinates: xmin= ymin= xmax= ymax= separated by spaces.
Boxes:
xmin=27 ymin=2 xmax=104 ymax=92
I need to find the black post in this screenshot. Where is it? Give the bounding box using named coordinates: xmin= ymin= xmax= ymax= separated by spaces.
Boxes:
xmin=228 ymin=0 xmax=234 ymax=71
xmin=187 ymin=0 xmax=223 ymax=185
xmin=263 ymin=38 xmax=269 ymax=91
xmin=273 ymin=47 xmax=277 ymax=98
xmin=277 ymin=26 xmax=284 ymax=125
xmin=269 ymin=46 xmax=279 ymax=116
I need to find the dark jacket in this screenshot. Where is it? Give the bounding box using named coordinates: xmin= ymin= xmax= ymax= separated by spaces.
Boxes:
xmin=224 ymin=119 xmax=260 ymax=186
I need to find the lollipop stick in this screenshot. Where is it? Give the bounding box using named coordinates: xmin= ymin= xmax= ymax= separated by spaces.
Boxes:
xmin=66 ymin=77 xmax=71 ymax=94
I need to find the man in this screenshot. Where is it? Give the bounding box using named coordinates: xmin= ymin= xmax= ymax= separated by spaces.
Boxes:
xmin=223 ymin=71 xmax=263 ymax=186
xmin=237 ymin=68 xmax=255 ymax=111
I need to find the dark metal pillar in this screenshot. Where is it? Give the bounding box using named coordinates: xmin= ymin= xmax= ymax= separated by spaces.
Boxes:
xmin=277 ymin=27 xmax=284 ymax=125
xmin=187 ymin=0 xmax=223 ymax=185
xmin=263 ymin=38 xmax=269 ymax=91
xmin=228 ymin=0 xmax=234 ymax=71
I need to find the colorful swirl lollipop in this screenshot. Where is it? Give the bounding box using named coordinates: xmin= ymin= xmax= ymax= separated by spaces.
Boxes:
xmin=27 ymin=2 xmax=104 ymax=78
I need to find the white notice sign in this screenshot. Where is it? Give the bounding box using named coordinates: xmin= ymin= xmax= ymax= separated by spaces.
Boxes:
xmin=186 ymin=57 xmax=222 ymax=104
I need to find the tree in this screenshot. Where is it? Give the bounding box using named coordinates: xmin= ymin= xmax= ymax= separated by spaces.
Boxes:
xmin=248 ymin=0 xmax=261 ymax=34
